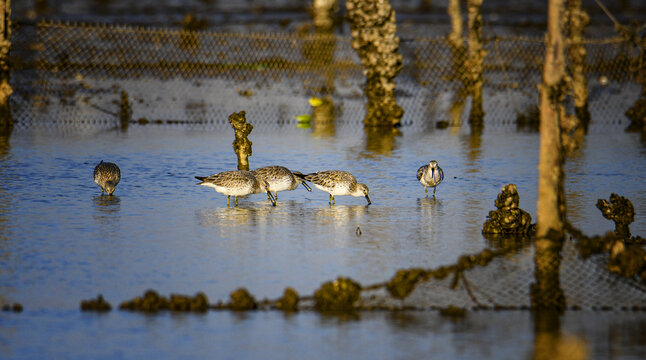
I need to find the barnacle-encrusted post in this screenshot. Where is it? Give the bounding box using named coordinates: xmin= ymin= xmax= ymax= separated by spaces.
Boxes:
xmin=565 ymin=0 xmax=590 ymax=132
xmin=0 ymin=0 xmax=12 ymax=129
xmin=482 ymin=184 xmax=534 ymax=235
xmin=596 ymin=193 xmax=635 ymax=239
xmin=532 ymin=0 xmax=567 ymax=311
xmin=346 ymin=0 xmax=404 ymax=127
xmin=228 ymin=111 xmax=253 ymax=171
xmin=466 ymin=0 xmax=485 ymax=132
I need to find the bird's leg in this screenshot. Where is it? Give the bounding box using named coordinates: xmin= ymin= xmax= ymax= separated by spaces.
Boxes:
xmin=328 ymin=194 xmax=333 ymax=205
xmin=234 ymin=196 xmax=239 ymax=206
xmin=274 ymin=192 xmax=278 ymax=200
xmin=101 ymin=188 xmax=105 ymax=196
xmin=425 ymin=187 xmax=428 ymax=197
xmin=267 ymin=191 xmax=277 ymax=206
xmin=433 ymin=186 xmax=437 ymax=196
xmin=227 ymin=196 xmax=230 ymax=206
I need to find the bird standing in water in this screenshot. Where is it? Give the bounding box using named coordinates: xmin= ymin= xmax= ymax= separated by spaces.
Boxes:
xmin=251 ymin=165 xmax=312 ymax=202
xmin=302 ymin=170 xmax=371 ymax=205
xmin=195 ymin=170 xmax=276 ymax=206
xmin=417 ymin=160 xmax=444 ymax=197
xmin=94 ymin=160 xmax=121 ymax=196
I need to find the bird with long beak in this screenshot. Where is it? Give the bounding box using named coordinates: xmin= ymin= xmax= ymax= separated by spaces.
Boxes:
xmin=300 ymin=170 xmax=371 ymax=205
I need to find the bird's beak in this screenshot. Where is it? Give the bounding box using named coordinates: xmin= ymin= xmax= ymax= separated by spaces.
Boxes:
xmin=301 ymin=181 xmax=312 ymax=192
xmin=365 ymin=194 xmax=372 ymax=205
xmin=431 ymin=168 xmax=435 ymax=178
xmin=267 ymin=191 xmax=277 ymax=206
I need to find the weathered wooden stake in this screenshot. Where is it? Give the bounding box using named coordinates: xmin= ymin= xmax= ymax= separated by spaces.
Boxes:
xmin=0 ymin=0 xmax=12 ymax=128
xmin=532 ymin=0 xmax=567 ymax=310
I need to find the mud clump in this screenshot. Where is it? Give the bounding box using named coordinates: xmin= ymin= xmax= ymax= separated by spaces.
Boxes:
xmin=314 ymin=277 xmax=362 ymax=311
xmin=81 ymin=294 xmax=112 ymax=312
xmin=228 ymin=288 xmax=258 ymax=311
xmin=119 ymin=289 xmax=209 ymax=312
xmin=482 ymin=184 xmax=534 ymax=235
xmin=276 ymin=287 xmax=299 ymax=312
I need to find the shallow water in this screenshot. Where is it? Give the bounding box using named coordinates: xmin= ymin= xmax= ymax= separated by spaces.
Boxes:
xmin=1 ymin=119 xmax=646 ymax=358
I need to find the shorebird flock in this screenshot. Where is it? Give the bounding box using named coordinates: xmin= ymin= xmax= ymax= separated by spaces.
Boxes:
xmin=94 ymin=160 xmax=444 ymax=206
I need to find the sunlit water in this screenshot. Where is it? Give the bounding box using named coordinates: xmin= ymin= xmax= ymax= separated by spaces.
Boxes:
xmin=1 ymin=121 xmax=645 ymax=358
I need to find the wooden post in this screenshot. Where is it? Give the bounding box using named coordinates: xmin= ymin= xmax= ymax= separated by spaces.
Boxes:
xmin=466 ymin=0 xmax=485 ymax=132
xmin=566 ymin=0 xmax=591 ymax=132
xmin=532 ymin=0 xmax=567 ymax=310
xmin=0 ymin=0 xmax=12 ymax=128
xmin=447 ymin=0 xmax=464 ymax=50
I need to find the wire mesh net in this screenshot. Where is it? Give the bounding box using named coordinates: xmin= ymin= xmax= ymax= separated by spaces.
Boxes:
xmin=9 ymin=21 xmax=646 ymax=311
xmin=9 ymin=21 xmax=642 ymax=134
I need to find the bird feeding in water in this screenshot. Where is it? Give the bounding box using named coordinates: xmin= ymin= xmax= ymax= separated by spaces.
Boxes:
xmin=195 ymin=170 xmax=276 ymax=206
xmin=301 ymin=170 xmax=371 ymax=205
xmin=94 ymin=161 xmax=121 ymax=196
xmin=251 ymin=165 xmax=312 ymax=202
xmin=417 ymin=160 xmax=444 ymax=197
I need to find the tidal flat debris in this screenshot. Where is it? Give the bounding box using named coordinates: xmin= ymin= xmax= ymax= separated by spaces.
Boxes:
xmin=228 ymin=288 xmax=258 ymax=311
xmin=80 ymin=294 xmax=112 ymax=312
xmin=2 ymin=303 xmax=23 ymax=313
xmin=275 ymin=287 xmax=299 ymax=312
xmin=119 ymin=289 xmax=209 ymax=313
xmin=314 ymin=277 xmax=362 ymax=312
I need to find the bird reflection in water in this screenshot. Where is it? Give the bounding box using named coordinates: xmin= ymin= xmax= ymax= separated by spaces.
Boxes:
xmin=312 ymin=204 xmax=369 ymax=229
xmin=93 ymin=195 xmax=121 ymax=213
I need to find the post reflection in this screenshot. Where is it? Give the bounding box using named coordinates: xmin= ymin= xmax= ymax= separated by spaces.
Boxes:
xmin=532 ymin=310 xmax=588 ymax=360
xmin=0 ymin=123 xmax=12 ymax=243
xmin=311 ymin=96 xmax=335 ymax=138
xmin=363 ymin=126 xmax=401 ymax=158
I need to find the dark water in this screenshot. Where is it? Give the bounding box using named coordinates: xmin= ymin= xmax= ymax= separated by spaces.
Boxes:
xmin=1 ymin=120 xmax=645 ymax=358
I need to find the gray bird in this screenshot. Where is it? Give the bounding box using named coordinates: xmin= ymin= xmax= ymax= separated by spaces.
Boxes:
xmin=417 ymin=160 xmax=444 ymax=197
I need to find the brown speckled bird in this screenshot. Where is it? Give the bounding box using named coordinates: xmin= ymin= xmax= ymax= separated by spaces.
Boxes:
xmin=302 ymin=170 xmax=371 ymax=205
xmin=94 ymin=160 xmax=121 ymax=196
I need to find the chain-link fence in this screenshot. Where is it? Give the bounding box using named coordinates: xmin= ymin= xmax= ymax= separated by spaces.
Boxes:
xmin=7 ymin=21 xmax=646 ymax=311
xmin=9 ymin=21 xmax=642 ymax=134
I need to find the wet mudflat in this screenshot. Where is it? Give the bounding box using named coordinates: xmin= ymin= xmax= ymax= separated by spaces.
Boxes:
xmin=0 ymin=119 xmax=645 ymax=358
